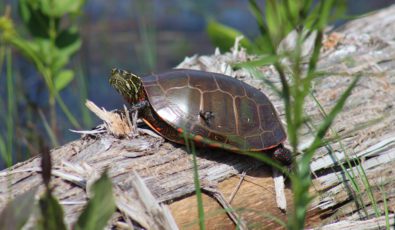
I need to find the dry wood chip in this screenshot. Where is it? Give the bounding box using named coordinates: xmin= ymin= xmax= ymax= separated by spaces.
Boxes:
xmin=85 ymin=100 xmax=134 ymax=137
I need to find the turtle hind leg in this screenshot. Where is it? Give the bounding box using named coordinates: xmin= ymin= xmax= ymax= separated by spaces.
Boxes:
xmin=272 ymin=144 xmax=292 ymax=165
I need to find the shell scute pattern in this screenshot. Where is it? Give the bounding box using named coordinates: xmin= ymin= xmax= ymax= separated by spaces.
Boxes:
xmin=142 ymin=69 xmax=286 ymax=151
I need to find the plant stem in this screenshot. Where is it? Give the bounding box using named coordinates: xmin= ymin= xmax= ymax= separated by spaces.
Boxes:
xmin=48 ymin=8 xmax=58 ymax=137
xmin=5 ymin=47 xmax=14 ymax=167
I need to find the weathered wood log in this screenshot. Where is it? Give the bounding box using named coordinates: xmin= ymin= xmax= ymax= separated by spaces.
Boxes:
xmin=1 ymin=4 xmax=395 ymax=230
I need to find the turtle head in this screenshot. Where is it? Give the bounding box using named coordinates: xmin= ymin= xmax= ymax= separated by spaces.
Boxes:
xmin=273 ymin=145 xmax=292 ymax=166
xmin=109 ymin=68 xmax=144 ymax=104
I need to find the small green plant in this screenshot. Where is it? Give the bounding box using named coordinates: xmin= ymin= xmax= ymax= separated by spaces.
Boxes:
xmin=134 ymin=0 xmax=157 ymax=71
xmin=182 ymin=133 xmax=206 ymax=230
xmin=0 ymin=47 xmax=14 ymax=168
xmin=0 ymin=0 xmax=86 ymax=134
xmin=0 ymin=147 xmax=116 ymax=229
xmin=207 ymin=0 xmax=360 ymax=229
xmin=0 ymin=1 xmax=89 ymax=167
xmin=0 ymin=186 xmax=37 ymax=229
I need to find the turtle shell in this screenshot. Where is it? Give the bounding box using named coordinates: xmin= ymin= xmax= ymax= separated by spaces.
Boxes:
xmin=141 ymin=69 xmax=286 ymax=151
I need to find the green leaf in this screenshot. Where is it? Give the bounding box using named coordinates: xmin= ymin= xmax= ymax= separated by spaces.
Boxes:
xmin=284 ymin=0 xmax=300 ymax=23
xmin=253 ymin=34 xmax=275 ymax=54
xmin=55 ymin=27 xmax=82 ymax=58
xmin=56 ymin=28 xmax=81 ymax=50
xmin=18 ymin=0 xmax=51 ymax=38
xmin=206 ymin=19 xmax=253 ymax=52
xmin=75 ymin=171 xmax=116 ymax=230
xmin=248 ymin=0 xmax=266 ymax=34
xmin=51 ymin=53 xmax=69 ymax=74
xmin=235 ymin=54 xmax=278 ymax=69
xmin=31 ymin=32 xmax=80 ymax=74
xmin=265 ymin=0 xmax=280 ymax=40
xmin=331 ymin=0 xmax=347 ymax=22
xmin=38 ymin=190 xmax=67 ymax=230
xmin=248 ymin=0 xmax=275 ymax=54
xmin=265 ymin=0 xmax=292 ymax=47
xmin=40 ymin=0 xmax=84 ymax=17
xmin=35 ymin=38 xmax=53 ymax=66
xmin=0 ymin=187 xmax=38 ymax=230
xmin=54 ymin=70 xmax=74 ymax=91
xmin=53 ymin=28 xmax=82 ymax=72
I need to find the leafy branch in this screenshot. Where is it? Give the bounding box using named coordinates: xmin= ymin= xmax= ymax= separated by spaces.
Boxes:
xmin=0 ymin=0 xmax=85 ymax=137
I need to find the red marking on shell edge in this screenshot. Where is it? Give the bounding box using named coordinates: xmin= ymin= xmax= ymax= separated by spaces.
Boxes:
xmin=208 ymin=143 xmax=222 ymax=148
xmin=261 ymin=142 xmax=283 ymax=151
xmin=193 ymin=135 xmax=203 ymax=142
xmin=177 ymin=128 xmax=184 ymax=133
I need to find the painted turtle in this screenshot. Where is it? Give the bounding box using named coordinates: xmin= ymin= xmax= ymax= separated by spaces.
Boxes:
xmin=109 ymin=68 xmax=291 ymax=165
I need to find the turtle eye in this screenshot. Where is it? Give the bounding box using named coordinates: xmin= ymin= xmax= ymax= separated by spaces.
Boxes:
xmin=121 ymin=70 xmax=129 ymax=76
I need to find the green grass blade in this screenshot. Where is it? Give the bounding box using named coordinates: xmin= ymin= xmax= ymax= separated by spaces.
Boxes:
xmin=248 ymin=0 xmax=265 ymax=35
xmin=191 ymin=141 xmax=206 ymax=230
xmin=75 ymin=171 xmax=116 ymax=230
xmin=0 ymin=136 xmax=8 ymax=167
xmin=207 ymin=19 xmax=253 ymax=52
xmin=234 ymin=54 xmax=279 ymax=69
xmin=0 ymin=186 xmax=38 ymax=230
xmin=5 ymin=47 xmax=14 ymax=167
xmin=248 ymin=0 xmax=276 ymax=53
xmin=0 ymin=43 xmax=5 ymax=79
xmin=135 ymin=0 xmax=157 ymax=70
xmin=305 ymin=31 xmax=323 ymax=85
xmin=38 ymin=190 xmax=67 ymax=230
xmin=380 ymin=185 xmax=390 ymax=229
xmin=75 ymin=64 xmax=92 ymax=127
xmin=182 ymin=132 xmax=206 ymax=230
xmin=265 ymin=0 xmax=282 ymax=45
xmin=355 ymin=157 xmax=380 ymax=217
xmin=38 ymin=109 xmax=59 ymax=147
xmin=242 ymin=66 xmax=282 ymax=96
xmin=182 ymin=132 xmax=205 ymax=230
